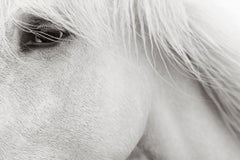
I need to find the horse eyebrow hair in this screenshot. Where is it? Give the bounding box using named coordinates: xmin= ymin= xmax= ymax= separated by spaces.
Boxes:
xmin=16 ymin=15 xmax=47 ymax=27
xmin=13 ymin=4 xmax=67 ymax=25
xmin=14 ymin=12 xmax=66 ymax=31
xmin=25 ymin=16 xmax=50 ymax=25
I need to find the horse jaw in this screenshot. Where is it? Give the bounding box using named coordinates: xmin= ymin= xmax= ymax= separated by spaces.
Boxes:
xmin=137 ymin=55 xmax=240 ymax=160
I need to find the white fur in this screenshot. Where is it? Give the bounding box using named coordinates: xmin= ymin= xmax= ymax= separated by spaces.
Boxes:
xmin=0 ymin=0 xmax=240 ymax=159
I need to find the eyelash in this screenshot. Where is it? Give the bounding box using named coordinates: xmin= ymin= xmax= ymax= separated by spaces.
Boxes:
xmin=20 ymin=23 xmax=70 ymax=51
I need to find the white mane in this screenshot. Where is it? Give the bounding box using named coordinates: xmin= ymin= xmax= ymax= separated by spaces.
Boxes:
xmin=1 ymin=0 xmax=240 ymax=137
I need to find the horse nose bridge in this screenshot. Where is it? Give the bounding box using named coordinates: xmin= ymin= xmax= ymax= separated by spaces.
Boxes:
xmin=0 ymin=27 xmax=4 ymax=55
xmin=0 ymin=10 xmax=5 ymax=52
xmin=0 ymin=20 xmax=15 ymax=56
xmin=0 ymin=18 xmax=7 ymax=53
xmin=0 ymin=13 xmax=13 ymax=54
xmin=0 ymin=29 xmax=6 ymax=57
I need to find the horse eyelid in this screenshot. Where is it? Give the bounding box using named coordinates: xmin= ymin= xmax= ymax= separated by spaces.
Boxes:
xmin=18 ymin=19 xmax=70 ymax=52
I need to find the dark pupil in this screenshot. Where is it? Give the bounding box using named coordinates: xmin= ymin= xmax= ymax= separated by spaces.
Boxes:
xmin=36 ymin=29 xmax=62 ymax=43
xmin=20 ymin=27 xmax=65 ymax=51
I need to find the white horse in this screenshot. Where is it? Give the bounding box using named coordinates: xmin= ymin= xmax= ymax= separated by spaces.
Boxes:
xmin=0 ymin=0 xmax=240 ymax=159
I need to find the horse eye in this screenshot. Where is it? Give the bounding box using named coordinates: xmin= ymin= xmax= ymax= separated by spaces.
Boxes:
xmin=20 ymin=25 xmax=69 ymax=51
